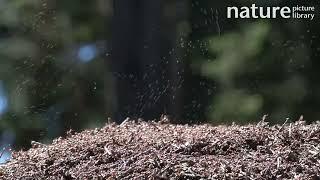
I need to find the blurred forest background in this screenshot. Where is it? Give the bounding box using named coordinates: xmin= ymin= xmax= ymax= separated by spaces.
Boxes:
xmin=0 ymin=0 xmax=319 ymax=163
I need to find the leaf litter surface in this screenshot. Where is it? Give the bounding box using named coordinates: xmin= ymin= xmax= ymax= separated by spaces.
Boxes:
xmin=0 ymin=120 xmax=319 ymax=179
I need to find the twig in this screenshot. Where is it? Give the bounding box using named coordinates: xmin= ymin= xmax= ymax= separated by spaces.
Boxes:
xmin=278 ymin=118 xmax=289 ymax=132
xmin=120 ymin=117 xmax=130 ymax=126
xmin=0 ymin=147 xmax=5 ymax=159
xmin=277 ymin=157 xmax=281 ymax=169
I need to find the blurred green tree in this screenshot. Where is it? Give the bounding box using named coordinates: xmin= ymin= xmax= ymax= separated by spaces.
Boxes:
xmin=0 ymin=0 xmax=112 ymax=149
xmin=190 ymin=1 xmax=319 ymax=124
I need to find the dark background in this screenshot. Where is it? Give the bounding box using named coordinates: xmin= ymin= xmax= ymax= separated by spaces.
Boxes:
xmin=0 ymin=0 xmax=319 ymax=163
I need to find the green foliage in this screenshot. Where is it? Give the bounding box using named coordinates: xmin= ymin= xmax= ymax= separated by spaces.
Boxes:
xmin=196 ymin=15 xmax=317 ymax=123
xmin=199 ymin=22 xmax=270 ymax=122
xmin=0 ymin=0 xmax=111 ymax=148
xmin=203 ymin=22 xmax=270 ymax=86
